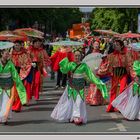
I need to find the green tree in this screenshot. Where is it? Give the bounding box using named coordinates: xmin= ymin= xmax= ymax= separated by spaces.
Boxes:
xmin=0 ymin=8 xmax=82 ymax=35
xmin=90 ymin=8 xmax=139 ymax=33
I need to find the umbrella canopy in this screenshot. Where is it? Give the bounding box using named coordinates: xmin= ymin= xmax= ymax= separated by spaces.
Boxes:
xmin=0 ymin=31 xmax=13 ymax=35
xmin=0 ymin=30 xmax=27 ymax=42
xmin=49 ymin=40 xmax=84 ymax=46
xmin=120 ymin=32 xmax=140 ymax=38
xmin=94 ymin=29 xmax=120 ymax=35
xmin=131 ymin=43 xmax=140 ymax=51
xmin=14 ymin=28 xmax=44 ymax=39
xmin=113 ymin=34 xmax=122 ymax=38
xmin=82 ymin=52 xmax=103 ymax=72
xmin=0 ymin=41 xmax=14 ymax=50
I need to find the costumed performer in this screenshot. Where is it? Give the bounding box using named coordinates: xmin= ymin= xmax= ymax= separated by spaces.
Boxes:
xmin=11 ymin=40 xmax=32 ymax=112
xmin=51 ymin=48 xmax=108 ymax=125
xmin=0 ymin=41 xmax=27 ymax=124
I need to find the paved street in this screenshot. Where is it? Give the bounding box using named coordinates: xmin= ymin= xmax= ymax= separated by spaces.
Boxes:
xmin=0 ymin=76 xmax=140 ymax=134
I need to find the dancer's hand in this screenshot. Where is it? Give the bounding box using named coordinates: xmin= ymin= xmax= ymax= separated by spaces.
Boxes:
xmin=32 ymin=62 xmax=36 ymax=68
xmin=103 ymin=93 xmax=109 ymax=99
xmin=134 ymin=76 xmax=139 ymax=82
xmin=47 ymin=66 xmax=51 ymax=72
xmin=134 ymin=76 xmax=140 ymax=86
xmin=131 ymin=71 xmax=136 ymax=79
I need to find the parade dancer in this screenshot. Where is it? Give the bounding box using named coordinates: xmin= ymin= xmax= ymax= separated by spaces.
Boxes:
xmin=51 ymin=49 xmax=108 ymax=125
xmin=98 ymin=40 xmax=129 ymax=112
xmin=29 ymin=38 xmax=48 ymax=101
xmin=0 ymin=42 xmax=27 ymax=124
xmin=112 ymin=60 xmax=140 ymax=120
xmin=50 ymin=46 xmax=74 ymax=89
xmin=86 ymin=41 xmax=107 ymax=105
xmin=11 ymin=40 xmax=32 ymax=112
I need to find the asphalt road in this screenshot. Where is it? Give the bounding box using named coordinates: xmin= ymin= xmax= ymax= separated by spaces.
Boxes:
xmin=0 ymin=76 xmax=140 ymax=134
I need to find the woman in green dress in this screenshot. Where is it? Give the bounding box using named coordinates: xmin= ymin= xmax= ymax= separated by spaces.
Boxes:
xmin=0 ymin=42 xmax=27 ymax=124
xmin=51 ymin=48 xmax=108 ymax=125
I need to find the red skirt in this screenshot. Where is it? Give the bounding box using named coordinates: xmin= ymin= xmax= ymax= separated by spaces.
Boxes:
xmin=86 ymin=84 xmax=104 ymax=105
xmin=12 ymin=84 xmax=22 ymax=111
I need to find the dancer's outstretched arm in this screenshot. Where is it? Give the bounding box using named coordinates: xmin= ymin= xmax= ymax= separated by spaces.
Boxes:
xmin=84 ymin=63 xmax=109 ymax=99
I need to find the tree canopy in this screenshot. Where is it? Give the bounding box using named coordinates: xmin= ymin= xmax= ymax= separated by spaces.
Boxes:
xmin=0 ymin=8 xmax=82 ymax=35
xmin=0 ymin=8 xmax=140 ymax=35
xmin=90 ymin=8 xmax=140 ymax=33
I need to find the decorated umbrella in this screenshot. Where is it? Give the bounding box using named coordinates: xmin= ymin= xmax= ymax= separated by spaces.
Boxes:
xmin=87 ymin=35 xmax=95 ymax=39
xmin=94 ymin=29 xmax=120 ymax=35
xmin=0 ymin=31 xmax=13 ymax=35
xmin=114 ymin=34 xmax=122 ymax=38
xmin=0 ymin=41 xmax=14 ymax=50
xmin=14 ymin=28 xmax=44 ymax=39
xmin=0 ymin=30 xmax=27 ymax=42
xmin=82 ymin=52 xmax=103 ymax=72
xmin=120 ymin=32 xmax=140 ymax=38
xmin=71 ymin=35 xmax=82 ymax=40
xmin=131 ymin=43 xmax=140 ymax=51
xmin=49 ymin=40 xmax=84 ymax=46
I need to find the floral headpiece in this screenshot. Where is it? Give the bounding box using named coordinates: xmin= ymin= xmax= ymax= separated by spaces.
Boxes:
xmin=72 ymin=46 xmax=83 ymax=53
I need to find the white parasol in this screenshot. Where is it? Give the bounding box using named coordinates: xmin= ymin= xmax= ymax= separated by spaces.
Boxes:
xmin=49 ymin=40 xmax=84 ymax=46
xmin=0 ymin=41 xmax=14 ymax=50
xmin=131 ymin=43 xmax=140 ymax=51
xmin=82 ymin=52 xmax=103 ymax=72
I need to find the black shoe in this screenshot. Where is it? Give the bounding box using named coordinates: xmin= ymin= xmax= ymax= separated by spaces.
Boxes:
xmin=1 ymin=121 xmax=8 ymax=126
xmin=3 ymin=121 xmax=8 ymax=125
xmin=23 ymin=104 xmax=28 ymax=106
xmin=14 ymin=110 xmax=21 ymax=113
xmin=61 ymin=86 xmax=65 ymax=89
xmin=55 ymin=85 xmax=60 ymax=90
xmin=35 ymin=99 xmax=39 ymax=103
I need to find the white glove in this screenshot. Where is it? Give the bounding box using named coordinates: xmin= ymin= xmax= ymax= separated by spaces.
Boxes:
xmin=47 ymin=66 xmax=51 ymax=72
xmin=95 ymin=67 xmax=98 ymax=70
xmin=32 ymin=63 xmax=36 ymax=68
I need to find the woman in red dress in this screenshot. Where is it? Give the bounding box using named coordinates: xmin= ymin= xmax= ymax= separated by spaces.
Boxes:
xmin=50 ymin=46 xmax=74 ymax=89
xmin=28 ymin=38 xmax=49 ymax=101
xmin=12 ymin=40 xmax=32 ymax=112
xmin=86 ymin=41 xmax=106 ymax=105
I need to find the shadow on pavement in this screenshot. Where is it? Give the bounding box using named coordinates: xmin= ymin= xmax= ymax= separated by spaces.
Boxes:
xmin=38 ymin=98 xmax=59 ymax=101
xmin=41 ymin=88 xmax=61 ymax=91
xmin=28 ymin=101 xmax=57 ymax=106
xmin=22 ymin=107 xmax=54 ymax=112
xmin=41 ymin=93 xmax=62 ymax=96
xmin=7 ymin=119 xmax=52 ymax=126
xmin=87 ymin=118 xmax=122 ymax=124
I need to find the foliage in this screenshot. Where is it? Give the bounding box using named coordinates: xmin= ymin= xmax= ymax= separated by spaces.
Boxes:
xmin=0 ymin=8 xmax=82 ymax=35
xmin=90 ymin=8 xmax=140 ymax=33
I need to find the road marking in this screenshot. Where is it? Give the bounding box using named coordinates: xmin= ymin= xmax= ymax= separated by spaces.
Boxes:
xmin=107 ymin=125 xmax=128 ymax=131
xmin=101 ymin=114 xmax=110 ymax=117
xmin=105 ymin=105 xmax=127 ymax=131
xmin=110 ymin=113 xmax=118 ymax=119
xmin=108 ymin=127 xmax=120 ymax=131
xmin=116 ymin=123 xmax=127 ymax=131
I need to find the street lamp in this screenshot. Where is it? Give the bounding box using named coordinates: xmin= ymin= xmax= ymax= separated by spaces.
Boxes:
xmin=79 ymin=7 xmax=95 ymax=23
xmin=33 ymin=21 xmax=39 ymax=29
xmin=79 ymin=7 xmax=94 ymax=38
